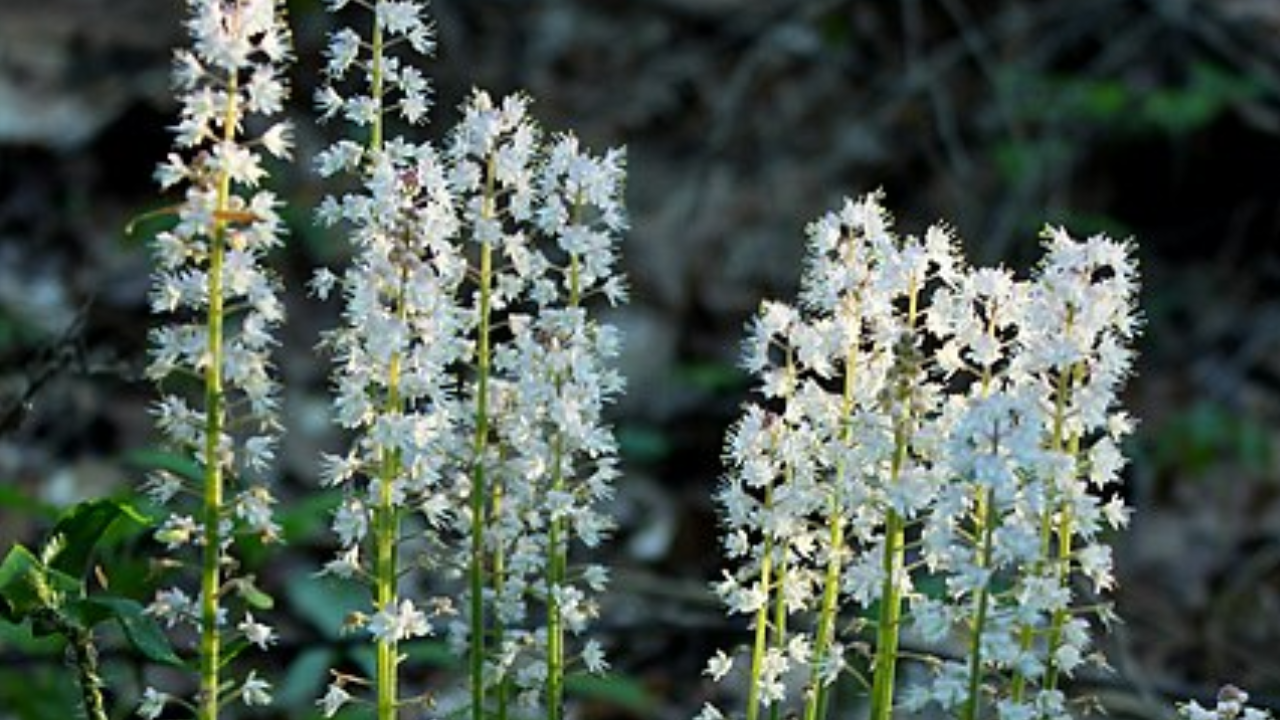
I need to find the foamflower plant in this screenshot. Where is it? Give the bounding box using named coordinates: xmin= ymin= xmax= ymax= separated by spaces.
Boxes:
xmin=312 ymin=3 xmax=627 ymax=719
xmin=140 ymin=0 xmax=293 ymax=718
xmin=702 ymin=193 xmax=1139 ymax=720
xmin=312 ymin=0 xmax=446 ymax=717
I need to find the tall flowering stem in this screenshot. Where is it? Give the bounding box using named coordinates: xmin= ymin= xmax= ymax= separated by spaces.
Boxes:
xmin=313 ymin=1 xmax=440 ymax=719
xmin=478 ymin=119 xmax=628 ymax=715
xmin=143 ymin=0 xmax=292 ymax=717
xmin=470 ymin=166 xmax=496 ymax=720
xmin=1005 ymin=228 xmax=1138 ymax=717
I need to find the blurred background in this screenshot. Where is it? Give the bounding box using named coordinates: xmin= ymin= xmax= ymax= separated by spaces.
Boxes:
xmin=2 ymin=0 xmax=1280 ymax=717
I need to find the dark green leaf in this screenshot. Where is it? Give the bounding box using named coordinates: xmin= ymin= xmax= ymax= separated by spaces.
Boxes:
xmin=72 ymin=596 xmax=183 ymax=666
xmin=122 ymin=448 xmax=203 ymax=484
xmin=46 ymin=499 xmax=147 ymax=577
xmin=287 ymin=575 xmax=368 ymax=640
xmin=402 ymin=640 xmax=461 ymax=669
xmin=0 ymin=545 xmax=75 ymax=622
xmin=275 ymin=648 xmax=334 ymax=708
xmin=617 ymin=424 xmax=672 ymax=465
xmin=565 ymin=672 xmax=654 ymax=713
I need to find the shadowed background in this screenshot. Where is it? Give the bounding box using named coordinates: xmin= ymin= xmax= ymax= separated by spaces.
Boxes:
xmin=2 ymin=0 xmax=1280 ymax=717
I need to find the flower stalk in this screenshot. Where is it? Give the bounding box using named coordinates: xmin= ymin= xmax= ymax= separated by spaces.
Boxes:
xmin=144 ymin=1 xmax=292 ymax=716
xmin=470 ymin=211 xmax=495 ymax=720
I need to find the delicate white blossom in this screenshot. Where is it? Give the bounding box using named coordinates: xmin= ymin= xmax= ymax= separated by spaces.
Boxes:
xmin=319 ymin=683 xmax=353 ymax=717
xmin=706 ymin=195 xmax=1140 ymax=720
xmin=138 ymin=687 xmax=168 ymax=720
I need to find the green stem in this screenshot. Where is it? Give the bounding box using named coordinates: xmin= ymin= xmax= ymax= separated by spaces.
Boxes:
xmin=804 ymin=500 xmax=844 ymax=720
xmin=491 ymin=467 xmax=509 ymax=720
xmin=198 ymin=70 xmax=238 ymax=720
xmin=369 ymin=8 xmax=384 ymax=153
xmin=868 ymin=509 xmax=905 ymax=720
xmin=64 ymin=621 xmax=108 ymax=720
xmin=546 ymin=248 xmax=581 ymax=720
xmin=1043 ymin=417 xmax=1082 ymax=694
xmin=805 ymin=344 xmax=856 ymax=720
xmin=546 ymin=431 xmax=566 ymax=720
xmin=868 ymin=279 xmax=920 ymax=720
xmin=1041 ymin=511 xmax=1073 ymax=693
xmin=469 ymin=153 xmax=498 ymax=720
xmin=1011 ymin=362 xmax=1074 ymax=704
xmin=375 ymin=270 xmax=407 ymax=720
xmin=961 ymin=328 xmax=1000 ymax=720
xmin=367 ymin=14 xmax=401 ymax=720
xmin=768 ymin=545 xmax=789 ymax=720
xmin=745 ymin=484 xmax=777 ymax=720
xmin=961 ymin=487 xmax=996 ymax=720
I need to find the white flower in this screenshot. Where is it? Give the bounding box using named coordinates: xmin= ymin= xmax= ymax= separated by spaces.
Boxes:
xmin=321 ymin=545 xmax=363 ymax=579
xmin=155 ymin=515 xmax=199 ymax=549
xmin=368 ymin=599 xmax=432 ymax=643
xmin=309 ymin=267 xmax=339 ymax=300
xmin=138 ymin=687 xmax=168 ymax=720
xmin=582 ymin=639 xmax=608 ymax=673
xmin=260 ymin=121 xmax=293 ymax=159
xmin=236 ymin=485 xmax=279 ymax=539
xmin=238 ymin=613 xmax=277 ymax=650
xmin=240 ymin=670 xmax=273 ymax=706
xmin=704 ymin=650 xmax=733 ymax=682
xmin=148 ymin=587 xmax=196 ymax=628
xmin=146 ymin=0 xmax=291 ymax=704
xmin=333 ymin=498 xmax=368 ymax=547
xmin=695 ymin=704 xmax=727 ymax=720
xmin=319 ymin=683 xmax=352 ymax=718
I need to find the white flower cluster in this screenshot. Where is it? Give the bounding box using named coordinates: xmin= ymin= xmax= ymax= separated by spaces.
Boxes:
xmin=705 ymin=193 xmax=1139 ymax=720
xmin=311 ymin=2 xmax=455 ymax=716
xmin=467 ymin=93 xmax=627 ymax=711
xmin=312 ymin=1 xmax=626 ymax=714
xmin=143 ymin=0 xmax=291 ymax=712
xmin=315 ymin=0 xmax=434 ymax=132
xmin=1181 ymin=686 xmax=1274 ymax=720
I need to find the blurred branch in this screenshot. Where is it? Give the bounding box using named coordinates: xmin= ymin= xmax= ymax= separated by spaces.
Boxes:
xmin=0 ymin=305 xmax=90 ymax=435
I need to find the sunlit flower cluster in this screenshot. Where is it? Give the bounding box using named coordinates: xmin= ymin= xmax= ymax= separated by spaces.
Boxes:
xmin=142 ymin=0 xmax=292 ymax=714
xmin=461 ymin=94 xmax=627 ymax=711
xmin=704 ymin=193 xmax=1139 ymax=720
xmin=312 ymin=1 xmax=627 ymax=715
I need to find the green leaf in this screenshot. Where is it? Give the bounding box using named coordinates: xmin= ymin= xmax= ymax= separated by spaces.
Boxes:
xmin=71 ymin=597 xmax=183 ymax=666
xmin=0 ymin=546 xmax=77 ymax=625
xmin=275 ymin=648 xmax=334 ymax=708
xmin=122 ymin=448 xmax=203 ymax=484
xmin=0 ymin=545 xmax=45 ymax=622
xmin=45 ymin=499 xmax=147 ymax=578
xmin=277 ymin=488 xmax=343 ymax=545
xmin=287 ymin=575 xmax=368 ymax=640
xmin=402 ymin=640 xmax=461 ymax=669
xmin=564 ymin=672 xmax=654 ymax=713
xmin=675 ymin=360 xmax=747 ymax=393
xmin=617 ymin=424 xmax=673 ymax=465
